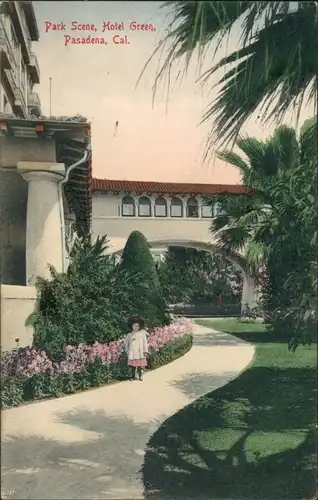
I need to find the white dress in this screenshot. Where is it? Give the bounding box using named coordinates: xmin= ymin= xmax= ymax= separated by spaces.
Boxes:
xmin=124 ymin=330 xmax=149 ymax=366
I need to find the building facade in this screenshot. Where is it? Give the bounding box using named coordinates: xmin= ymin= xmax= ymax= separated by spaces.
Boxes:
xmin=0 ymin=0 xmax=41 ymax=117
xmin=92 ymin=178 xmax=257 ymax=314
xmin=0 ymin=2 xmax=93 ymax=351
xmin=0 ymin=114 xmax=92 ymax=351
xmin=92 ymin=178 xmax=250 ymax=255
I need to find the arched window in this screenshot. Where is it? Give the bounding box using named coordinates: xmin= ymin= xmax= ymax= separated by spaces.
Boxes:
xmin=138 ymin=196 xmax=152 ymax=217
xmin=201 ymin=198 xmax=212 ymax=218
xmin=121 ymin=195 xmax=135 ymax=217
xmin=213 ymin=202 xmax=222 ymax=216
xmin=187 ymin=197 xmax=199 ymax=218
xmin=154 ymin=196 xmax=167 ymax=217
xmin=170 ymin=197 xmax=183 ymax=217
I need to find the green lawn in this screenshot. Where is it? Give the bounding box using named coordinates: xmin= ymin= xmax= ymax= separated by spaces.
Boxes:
xmin=143 ymin=319 xmax=317 ymax=499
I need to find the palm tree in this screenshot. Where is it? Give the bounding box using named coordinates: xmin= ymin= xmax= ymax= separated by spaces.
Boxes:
xmin=208 ymin=117 xmax=317 ymax=348
xmin=209 ymin=118 xmax=316 ymax=261
xmin=141 ymin=1 xmax=317 ymax=150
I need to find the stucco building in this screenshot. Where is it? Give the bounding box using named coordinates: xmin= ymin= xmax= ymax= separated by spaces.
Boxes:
xmin=0 ymin=0 xmax=41 ymax=116
xmin=0 ymin=114 xmax=92 ymax=350
xmin=0 ymin=1 xmax=92 ymax=350
xmin=91 ymin=178 xmax=256 ymax=313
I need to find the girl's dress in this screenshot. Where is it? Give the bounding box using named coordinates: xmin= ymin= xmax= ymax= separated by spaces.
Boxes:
xmin=124 ymin=329 xmax=149 ymax=367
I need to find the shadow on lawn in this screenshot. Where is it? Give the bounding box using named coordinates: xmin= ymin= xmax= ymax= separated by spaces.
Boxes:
xmin=142 ymin=365 xmax=317 ymax=500
xmin=196 ymin=320 xmax=291 ymax=344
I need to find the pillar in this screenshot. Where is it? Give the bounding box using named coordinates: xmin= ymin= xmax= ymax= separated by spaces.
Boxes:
xmin=17 ymin=162 xmax=66 ymax=284
xmin=241 ymin=272 xmax=256 ymax=314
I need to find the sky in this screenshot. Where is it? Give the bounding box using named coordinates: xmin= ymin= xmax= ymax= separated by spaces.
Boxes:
xmin=33 ymin=1 xmax=314 ymax=184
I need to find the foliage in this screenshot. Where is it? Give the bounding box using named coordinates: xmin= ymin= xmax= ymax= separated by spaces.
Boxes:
xmin=147 ymin=334 xmax=193 ymax=369
xmin=140 ymin=1 xmax=317 ymax=150
xmin=158 ymin=246 xmax=242 ymax=304
xmin=120 ymin=231 xmax=169 ymax=326
xmin=240 ymin=303 xmax=265 ymax=323
xmin=207 ymin=118 xmax=317 ymax=349
xmin=1 ymin=318 xmax=193 ymax=409
xmin=30 ymin=235 xmax=149 ymax=361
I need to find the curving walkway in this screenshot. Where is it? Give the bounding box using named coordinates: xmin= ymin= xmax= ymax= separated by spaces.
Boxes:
xmin=1 ymin=323 xmax=254 ymax=500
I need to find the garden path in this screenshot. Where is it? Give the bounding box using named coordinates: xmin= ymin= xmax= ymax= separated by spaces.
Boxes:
xmin=2 ymin=322 xmax=254 ymax=500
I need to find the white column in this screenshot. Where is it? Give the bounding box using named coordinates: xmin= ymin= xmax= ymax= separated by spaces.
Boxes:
xmin=17 ymin=162 xmax=66 ymax=284
xmin=241 ymin=273 xmax=256 ymax=313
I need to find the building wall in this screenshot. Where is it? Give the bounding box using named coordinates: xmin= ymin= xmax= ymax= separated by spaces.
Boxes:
xmin=0 ymin=1 xmax=41 ymax=116
xmin=0 ymin=285 xmax=36 ymax=351
xmin=92 ymin=191 xmax=214 ymax=252
xmin=0 ymin=82 xmax=13 ymax=113
xmin=0 ymin=136 xmax=56 ymax=166
xmin=0 ymin=135 xmax=57 ymax=286
xmin=0 ymin=169 xmax=28 ymax=285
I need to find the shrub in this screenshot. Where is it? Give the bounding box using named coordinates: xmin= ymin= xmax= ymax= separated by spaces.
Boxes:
xmin=240 ymin=303 xmax=265 ymax=324
xmin=147 ymin=334 xmax=193 ymax=369
xmin=1 ymin=318 xmax=193 ymax=409
xmin=30 ymin=235 xmax=152 ymax=361
xmin=158 ymin=246 xmax=243 ymax=306
xmin=120 ymin=231 xmax=169 ymax=327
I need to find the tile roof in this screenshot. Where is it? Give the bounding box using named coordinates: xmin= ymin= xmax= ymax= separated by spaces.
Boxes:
xmin=92 ymin=178 xmax=252 ymax=195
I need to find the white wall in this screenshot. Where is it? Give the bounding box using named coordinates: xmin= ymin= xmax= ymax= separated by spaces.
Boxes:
xmin=92 ymin=191 xmax=215 ymax=252
xmin=1 ymin=285 xmax=36 ymax=351
xmin=0 ymin=169 xmax=28 ymax=285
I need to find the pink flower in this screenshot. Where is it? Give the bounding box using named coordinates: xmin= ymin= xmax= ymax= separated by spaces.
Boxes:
xmin=0 ymin=318 xmax=193 ymax=379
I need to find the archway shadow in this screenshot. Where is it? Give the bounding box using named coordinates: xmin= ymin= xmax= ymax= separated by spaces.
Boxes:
xmin=2 ymin=409 xmax=151 ymax=499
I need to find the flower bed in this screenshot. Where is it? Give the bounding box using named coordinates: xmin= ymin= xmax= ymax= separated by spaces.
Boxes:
xmin=1 ymin=317 xmax=194 ymax=409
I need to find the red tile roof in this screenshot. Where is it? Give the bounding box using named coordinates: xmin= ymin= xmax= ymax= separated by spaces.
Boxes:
xmin=92 ymin=178 xmax=252 ymax=195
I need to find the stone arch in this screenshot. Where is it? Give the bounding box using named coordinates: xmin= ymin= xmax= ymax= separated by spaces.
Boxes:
xmin=108 ymin=237 xmax=256 ymax=314
xmin=147 ymin=239 xmax=256 ymax=313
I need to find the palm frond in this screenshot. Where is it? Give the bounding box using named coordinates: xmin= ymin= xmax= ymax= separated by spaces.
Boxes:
xmin=216 ymin=149 xmax=250 ymax=177
xmin=299 ymin=116 xmax=318 ymax=165
xmin=245 ymin=240 xmax=266 ymax=268
xmin=236 ymin=137 xmax=265 ymax=168
xmin=270 ymin=125 xmax=299 ymax=172
xmin=200 ymin=3 xmax=318 ymax=149
xmin=214 ymin=226 xmax=252 ymax=252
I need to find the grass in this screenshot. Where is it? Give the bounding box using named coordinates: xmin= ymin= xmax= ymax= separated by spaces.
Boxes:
xmin=142 ymin=319 xmax=317 ymax=499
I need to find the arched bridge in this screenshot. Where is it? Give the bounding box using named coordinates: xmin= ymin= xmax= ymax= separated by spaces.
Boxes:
xmin=92 ymin=178 xmax=256 ymax=311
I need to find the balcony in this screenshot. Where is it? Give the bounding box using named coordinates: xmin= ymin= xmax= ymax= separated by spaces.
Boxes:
xmin=27 ymin=91 xmax=42 ymax=115
xmin=6 ymin=1 xmax=32 ymax=63
xmin=0 ymin=27 xmax=14 ymax=70
xmin=13 ymin=88 xmax=27 ymax=117
xmin=28 ymin=52 xmax=40 ymax=84
xmin=3 ymin=68 xmax=17 ymax=97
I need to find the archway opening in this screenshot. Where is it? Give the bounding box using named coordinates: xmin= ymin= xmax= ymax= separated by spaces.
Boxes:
xmin=112 ymin=238 xmax=256 ymax=315
xmin=147 ymin=239 xmax=255 ymax=316
xmin=155 ymin=246 xmax=243 ymax=317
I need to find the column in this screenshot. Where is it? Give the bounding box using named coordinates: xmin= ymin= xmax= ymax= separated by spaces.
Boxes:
xmin=241 ymin=272 xmax=256 ymax=313
xmin=17 ymin=162 xmax=66 ymax=284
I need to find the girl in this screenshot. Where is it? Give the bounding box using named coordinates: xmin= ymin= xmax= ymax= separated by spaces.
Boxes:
xmin=124 ymin=316 xmax=149 ymax=381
